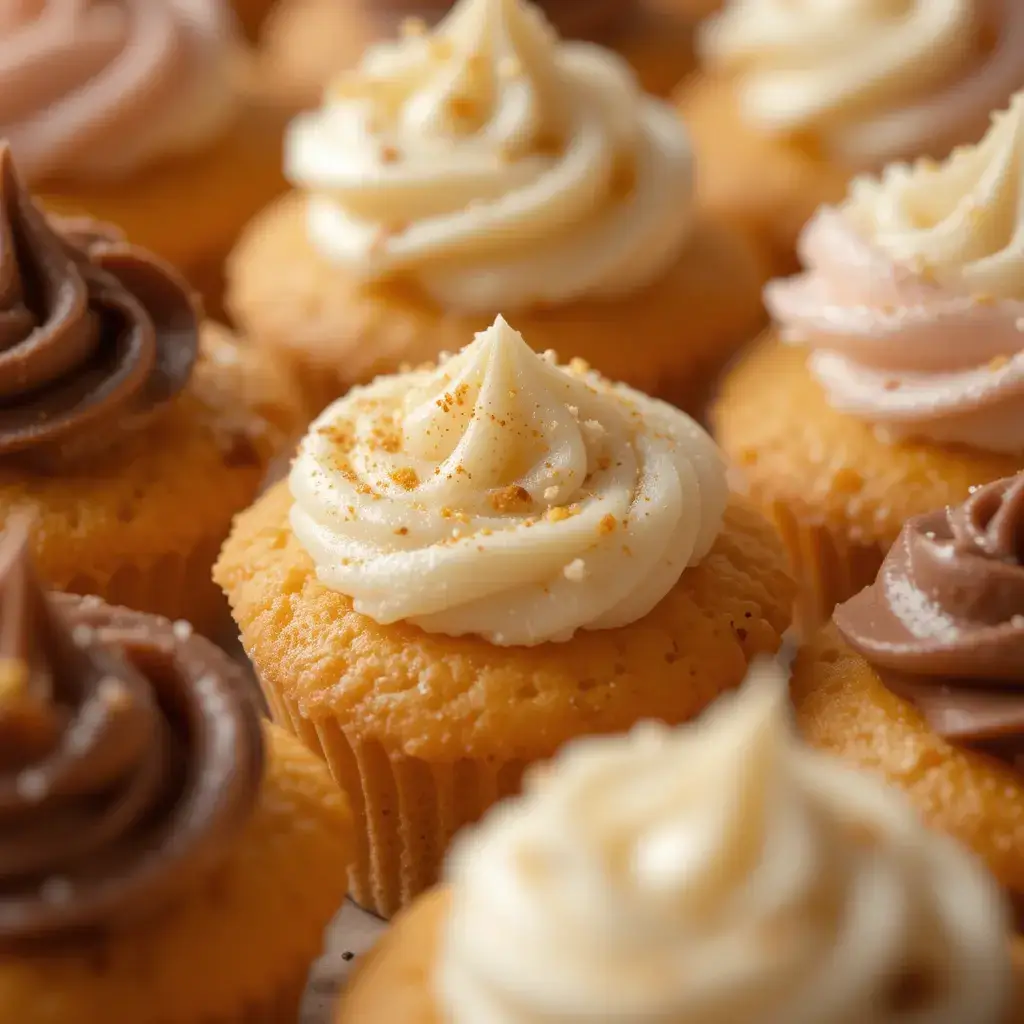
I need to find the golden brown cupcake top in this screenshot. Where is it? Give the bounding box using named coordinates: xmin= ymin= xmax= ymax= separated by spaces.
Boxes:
xmin=0 ymin=521 xmax=263 ymax=947
xmin=0 ymin=145 xmax=199 ymax=462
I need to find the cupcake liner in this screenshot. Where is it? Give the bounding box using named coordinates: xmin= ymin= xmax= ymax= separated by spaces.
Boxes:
xmin=767 ymin=499 xmax=886 ymax=635
xmin=262 ymin=675 xmax=526 ymax=919
xmin=58 ymin=533 xmax=233 ymax=642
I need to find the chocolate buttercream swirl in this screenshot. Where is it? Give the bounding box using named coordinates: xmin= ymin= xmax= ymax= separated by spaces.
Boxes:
xmin=0 ymin=522 xmax=263 ymax=946
xmin=835 ymin=474 xmax=1024 ymax=751
xmin=0 ymin=144 xmax=197 ymax=459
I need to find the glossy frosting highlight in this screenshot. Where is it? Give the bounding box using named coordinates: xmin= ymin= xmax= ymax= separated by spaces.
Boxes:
xmin=700 ymin=0 xmax=1024 ymax=169
xmin=289 ymin=315 xmax=726 ymax=646
xmin=768 ymin=93 xmax=1024 ymax=454
xmin=0 ymin=523 xmax=264 ymax=945
xmin=0 ymin=0 xmax=239 ymax=183
xmin=440 ymin=665 xmax=1012 ymax=1023
xmin=286 ymin=0 xmax=694 ymax=311
xmin=0 ymin=147 xmax=198 ymax=460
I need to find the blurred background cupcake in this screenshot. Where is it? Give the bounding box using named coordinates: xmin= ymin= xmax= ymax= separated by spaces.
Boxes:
xmin=339 ymin=664 xmax=1020 ymax=1023
xmin=215 ymin=316 xmax=794 ymax=917
xmin=713 ymin=91 xmax=1024 ymax=629
xmin=255 ymin=0 xmax=701 ymax=109
xmin=0 ymin=523 xmax=352 ymax=1024
xmin=4 ymin=0 xmax=289 ymax=314
xmin=0 ymin=146 xmax=300 ymax=638
xmin=678 ymin=0 xmax=1024 ymax=270
xmin=230 ymin=0 xmax=768 ymax=416
xmin=793 ymin=474 xmax=1024 ymax=946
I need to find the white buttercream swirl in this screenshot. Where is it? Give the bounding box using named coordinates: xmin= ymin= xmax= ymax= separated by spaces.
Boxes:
xmin=440 ymin=664 xmax=1013 ymax=1024
xmin=699 ymin=0 xmax=1024 ymax=169
xmin=288 ymin=316 xmax=726 ymax=646
xmin=285 ymin=0 xmax=694 ymax=312
xmin=768 ymin=93 xmax=1024 ymax=453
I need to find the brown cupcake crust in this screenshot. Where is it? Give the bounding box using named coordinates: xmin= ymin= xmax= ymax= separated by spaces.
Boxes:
xmin=0 ymin=324 xmax=301 ymax=615
xmin=227 ymin=191 xmax=768 ymax=413
xmin=215 ymin=481 xmax=793 ymax=761
xmin=792 ymin=624 xmax=1024 ymax=900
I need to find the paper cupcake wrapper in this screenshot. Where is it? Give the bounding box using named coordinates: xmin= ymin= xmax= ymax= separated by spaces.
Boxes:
xmin=767 ymin=499 xmax=887 ymax=635
xmin=262 ymin=676 xmax=527 ymax=920
xmin=57 ymin=533 xmax=233 ymax=641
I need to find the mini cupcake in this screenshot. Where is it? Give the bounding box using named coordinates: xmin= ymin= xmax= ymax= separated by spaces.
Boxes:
xmin=713 ymin=92 xmax=1024 ymax=629
xmin=0 ymin=523 xmax=351 ymax=1024
xmin=678 ymin=0 xmax=1024 ymax=269
xmin=339 ymin=664 xmax=1018 ymax=1023
xmin=792 ymin=473 xmax=1024 ymax=939
xmin=0 ymin=146 xmax=300 ymax=638
xmin=230 ymin=0 xmax=767 ymax=414
xmin=214 ymin=316 xmax=794 ymax=917
xmin=8 ymin=0 xmax=287 ymax=311
xmin=256 ymin=0 xmax=699 ymax=109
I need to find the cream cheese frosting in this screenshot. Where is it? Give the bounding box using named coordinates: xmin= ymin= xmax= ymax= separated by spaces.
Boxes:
xmin=699 ymin=0 xmax=1024 ymax=169
xmin=285 ymin=0 xmax=694 ymax=312
xmin=768 ymin=91 xmax=1024 ymax=453
xmin=439 ymin=663 xmax=1013 ymax=1024
xmin=288 ymin=316 xmax=726 ymax=646
xmin=0 ymin=0 xmax=240 ymax=183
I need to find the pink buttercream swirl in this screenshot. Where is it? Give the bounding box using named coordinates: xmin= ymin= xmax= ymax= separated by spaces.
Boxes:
xmin=767 ymin=208 xmax=1024 ymax=454
xmin=0 ymin=0 xmax=239 ymax=183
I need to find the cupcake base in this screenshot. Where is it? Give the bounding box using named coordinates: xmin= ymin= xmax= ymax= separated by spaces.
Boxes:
xmin=2 ymin=325 xmax=301 ymax=640
xmin=712 ymin=335 xmax=1021 ymax=631
xmin=217 ymin=482 xmax=794 ymax=917
xmin=792 ymin=625 xmax=1024 ymax=912
xmin=228 ymin=192 xmax=769 ymax=417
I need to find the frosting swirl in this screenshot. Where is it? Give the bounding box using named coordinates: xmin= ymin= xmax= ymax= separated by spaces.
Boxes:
xmin=0 ymin=521 xmax=264 ymax=946
xmin=699 ymin=0 xmax=1024 ymax=169
xmin=285 ymin=0 xmax=693 ymax=312
xmin=0 ymin=0 xmax=239 ymax=183
xmin=834 ymin=474 xmax=1024 ymax=749
xmin=440 ymin=664 xmax=1012 ymax=1023
xmin=767 ymin=93 xmax=1024 ymax=454
xmin=0 ymin=145 xmax=198 ymax=460
xmin=289 ymin=315 xmax=726 ymax=646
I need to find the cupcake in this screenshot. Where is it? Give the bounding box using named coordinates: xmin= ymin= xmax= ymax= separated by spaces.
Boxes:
xmin=256 ymin=0 xmax=699 ymax=109
xmin=339 ymin=663 xmax=1018 ymax=1023
xmin=792 ymin=473 xmax=1024 ymax=942
xmin=7 ymin=0 xmax=287 ymax=312
xmin=713 ymin=92 xmax=1024 ymax=630
xmin=0 ymin=523 xmax=351 ymax=1024
xmin=0 ymin=146 xmax=300 ymax=638
xmin=677 ymin=0 xmax=1024 ymax=269
xmin=214 ymin=315 xmax=795 ymax=917
xmin=230 ymin=0 xmax=768 ymax=415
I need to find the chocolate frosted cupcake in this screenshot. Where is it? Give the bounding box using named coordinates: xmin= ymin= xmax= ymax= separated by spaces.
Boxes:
xmin=793 ymin=473 xmax=1024 ymax=930
xmin=0 ymin=146 xmax=300 ymax=637
xmin=256 ymin=0 xmax=698 ymax=109
xmin=0 ymin=523 xmax=351 ymax=1024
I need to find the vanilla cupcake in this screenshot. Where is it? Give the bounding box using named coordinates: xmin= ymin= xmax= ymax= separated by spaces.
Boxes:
xmin=230 ymin=0 xmax=767 ymax=415
xmin=678 ymin=0 xmax=1024 ymax=269
xmin=8 ymin=1 xmax=287 ymax=312
xmin=256 ymin=0 xmax=699 ymax=109
xmin=713 ymin=92 xmax=1024 ymax=629
xmin=215 ymin=315 xmax=794 ymax=916
xmin=339 ymin=664 xmax=1019 ymax=1023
